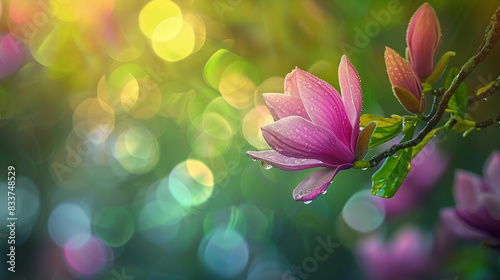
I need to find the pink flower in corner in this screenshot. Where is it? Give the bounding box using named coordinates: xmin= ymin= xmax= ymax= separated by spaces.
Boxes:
xmin=407 ymin=3 xmax=441 ymax=79
xmin=247 ymin=55 xmax=374 ymax=202
xmin=440 ymin=151 xmax=500 ymax=246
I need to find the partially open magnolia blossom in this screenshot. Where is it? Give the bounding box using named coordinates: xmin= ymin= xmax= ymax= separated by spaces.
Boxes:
xmin=385 ymin=47 xmax=425 ymax=114
xmin=407 ymin=3 xmax=441 ymax=80
xmin=247 ymin=55 xmax=375 ymax=202
xmin=440 ymin=151 xmax=500 ymax=246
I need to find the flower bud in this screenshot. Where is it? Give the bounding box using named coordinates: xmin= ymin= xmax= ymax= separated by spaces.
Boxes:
xmin=407 ymin=3 xmax=441 ymax=79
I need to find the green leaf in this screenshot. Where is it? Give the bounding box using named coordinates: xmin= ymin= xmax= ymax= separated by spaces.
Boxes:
xmin=371 ymin=119 xmax=416 ymax=198
xmin=425 ymin=51 xmax=455 ymax=84
xmin=411 ymin=129 xmax=438 ymax=158
xmin=360 ymin=114 xmax=403 ymax=149
xmin=476 ymin=80 xmax=496 ymax=96
xmin=446 ymin=67 xmax=468 ymax=117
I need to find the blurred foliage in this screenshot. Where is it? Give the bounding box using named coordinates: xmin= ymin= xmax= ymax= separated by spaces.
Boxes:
xmin=0 ymin=0 xmax=499 ymax=279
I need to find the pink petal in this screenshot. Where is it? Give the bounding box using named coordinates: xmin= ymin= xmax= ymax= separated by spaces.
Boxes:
xmin=440 ymin=209 xmax=492 ymax=241
xmin=407 ymin=3 xmax=441 ymax=78
xmin=292 ymin=164 xmax=353 ymax=201
xmin=261 ymin=69 xmax=310 ymax=121
xmin=484 ymin=150 xmax=500 ymax=192
xmin=293 ymin=68 xmax=351 ymax=147
xmin=385 ymin=47 xmax=423 ymax=112
xmin=481 ymin=193 xmax=500 ymax=220
xmin=261 ymin=116 xmax=353 ymax=165
xmin=262 ymin=92 xmax=309 ymax=122
xmin=456 ymin=207 xmax=500 ymax=239
xmin=454 ymin=171 xmax=482 ymax=212
xmin=246 ymin=150 xmax=335 ymax=171
xmin=338 ymin=55 xmax=363 ymax=152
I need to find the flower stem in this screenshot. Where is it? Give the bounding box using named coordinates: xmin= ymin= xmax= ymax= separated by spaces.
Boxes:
xmin=369 ymin=4 xmax=500 ymax=168
xmin=353 ymin=160 xmax=371 ymax=169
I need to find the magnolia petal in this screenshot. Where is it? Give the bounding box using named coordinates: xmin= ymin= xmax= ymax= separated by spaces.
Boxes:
xmin=354 ymin=121 xmax=376 ymax=161
xmin=260 ymin=69 xmax=310 ymax=121
xmin=484 ymin=150 xmax=500 ymax=191
xmin=261 ymin=95 xmax=280 ymax=121
xmin=293 ymin=164 xmax=353 ymax=201
xmin=339 ymin=55 xmax=363 ymax=152
xmin=454 ymin=171 xmax=482 ymax=212
xmin=261 ymin=116 xmax=353 ymax=165
xmin=262 ymin=92 xmax=309 ymax=122
xmin=481 ymin=193 xmax=500 ymax=220
xmin=407 ymin=3 xmax=441 ymax=79
xmin=456 ymin=207 xmax=500 ymax=239
xmin=293 ymin=68 xmax=351 ymax=148
xmin=440 ymin=209 xmax=492 ymax=241
xmin=392 ymin=86 xmax=423 ymax=114
xmin=246 ymin=150 xmax=335 ymax=171
xmin=385 ymin=47 xmax=423 ymax=111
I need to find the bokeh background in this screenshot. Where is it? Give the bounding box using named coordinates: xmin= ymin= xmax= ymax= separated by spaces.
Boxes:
xmin=0 ymin=0 xmax=499 ymax=279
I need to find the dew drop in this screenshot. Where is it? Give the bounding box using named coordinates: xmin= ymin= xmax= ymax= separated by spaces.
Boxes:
xmin=321 ymin=190 xmax=327 ymax=195
xmin=392 ymin=153 xmax=398 ymax=158
xmin=261 ymin=162 xmax=273 ymax=170
xmin=304 ymin=200 xmax=312 ymax=205
xmin=361 ymin=167 xmax=368 ymax=171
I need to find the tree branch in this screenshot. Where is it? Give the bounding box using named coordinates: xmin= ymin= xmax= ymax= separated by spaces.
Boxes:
xmin=422 ymin=94 xmax=441 ymax=121
xmin=476 ymin=115 xmax=500 ymax=129
xmin=369 ymin=5 xmax=500 ymax=168
xmin=467 ymin=75 xmax=500 ymax=106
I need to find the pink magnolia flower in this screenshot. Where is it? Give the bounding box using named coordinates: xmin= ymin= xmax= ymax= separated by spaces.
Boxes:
xmin=407 ymin=3 xmax=441 ymax=79
xmin=247 ymin=55 xmax=373 ymax=202
xmin=385 ymin=47 xmax=425 ymax=114
xmin=357 ymin=227 xmax=441 ymax=280
xmin=440 ymin=151 xmax=500 ymax=246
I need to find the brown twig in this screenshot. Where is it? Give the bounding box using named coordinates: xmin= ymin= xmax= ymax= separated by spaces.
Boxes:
xmin=467 ymin=75 xmax=500 ymax=106
xmin=476 ymin=115 xmax=500 ymax=129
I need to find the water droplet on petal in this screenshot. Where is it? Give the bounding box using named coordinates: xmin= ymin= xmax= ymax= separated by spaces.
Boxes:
xmin=321 ymin=190 xmax=327 ymax=195
xmin=304 ymin=200 xmax=312 ymax=205
xmin=261 ymin=162 xmax=273 ymax=170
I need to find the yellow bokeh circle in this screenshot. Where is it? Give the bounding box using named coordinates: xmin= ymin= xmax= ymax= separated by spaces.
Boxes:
xmin=152 ymin=18 xmax=195 ymax=62
xmin=139 ymin=0 xmax=182 ymax=39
